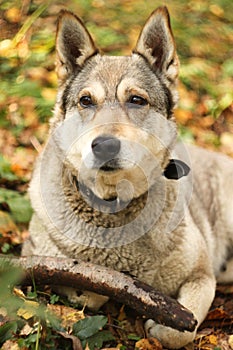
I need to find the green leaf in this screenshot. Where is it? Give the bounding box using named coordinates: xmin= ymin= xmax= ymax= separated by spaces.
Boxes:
xmin=73 ymin=315 xmax=108 ymax=340
xmin=127 ymin=334 xmax=141 ymax=341
xmin=50 ymin=294 xmax=60 ymax=304
xmin=0 ymin=321 xmax=18 ymax=344
xmin=1 ymin=242 xmax=11 ymax=253
xmin=86 ymin=330 xmax=115 ymax=350
xmin=7 ymin=195 xmax=32 ymax=223
xmin=0 ymin=188 xmax=32 ymax=224
xmin=0 ymin=155 xmax=18 ymax=181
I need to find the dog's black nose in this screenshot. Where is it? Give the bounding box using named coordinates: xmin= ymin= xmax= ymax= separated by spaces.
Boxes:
xmin=92 ymin=135 xmax=121 ymax=161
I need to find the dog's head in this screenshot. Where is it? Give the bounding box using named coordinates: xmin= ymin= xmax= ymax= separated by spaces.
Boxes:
xmin=52 ymin=7 xmax=186 ymax=204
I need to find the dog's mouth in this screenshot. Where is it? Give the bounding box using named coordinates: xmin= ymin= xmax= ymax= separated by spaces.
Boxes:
xmin=69 ymin=159 xmax=190 ymax=215
xmin=98 ymin=160 xmax=122 ymax=172
xmin=100 ymin=165 xmax=120 ymax=172
xmin=73 ymin=176 xmax=130 ymax=212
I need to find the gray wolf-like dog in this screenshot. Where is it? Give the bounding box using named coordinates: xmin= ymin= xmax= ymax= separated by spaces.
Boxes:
xmin=22 ymin=6 xmax=233 ymax=348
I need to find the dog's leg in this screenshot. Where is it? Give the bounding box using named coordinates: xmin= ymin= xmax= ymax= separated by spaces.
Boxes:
xmin=22 ymin=213 xmax=66 ymax=257
xmin=145 ymin=274 xmax=216 ymax=349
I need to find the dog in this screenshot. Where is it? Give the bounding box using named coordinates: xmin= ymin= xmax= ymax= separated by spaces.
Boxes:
xmin=22 ymin=6 xmax=233 ymax=348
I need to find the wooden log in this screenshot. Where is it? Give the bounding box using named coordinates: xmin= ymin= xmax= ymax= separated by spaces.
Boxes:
xmin=0 ymin=255 xmax=197 ymax=332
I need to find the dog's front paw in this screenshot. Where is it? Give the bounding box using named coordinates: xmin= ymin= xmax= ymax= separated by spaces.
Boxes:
xmin=145 ymin=319 xmax=196 ymax=349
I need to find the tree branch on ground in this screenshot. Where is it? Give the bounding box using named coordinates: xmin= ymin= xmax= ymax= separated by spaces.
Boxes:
xmin=0 ymin=255 xmax=197 ymax=332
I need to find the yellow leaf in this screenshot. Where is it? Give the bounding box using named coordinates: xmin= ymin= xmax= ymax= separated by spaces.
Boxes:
xmin=209 ymin=4 xmax=224 ymax=17
xmin=0 ymin=211 xmax=18 ymax=235
xmin=135 ymin=338 xmax=163 ymax=350
xmin=208 ymin=334 xmax=217 ymax=346
xmin=220 ymin=132 xmax=233 ymax=147
xmin=47 ymin=304 xmax=85 ymax=329
xmin=13 ymin=287 xmax=26 ymax=298
xmin=17 ymin=300 xmax=39 ymax=320
xmin=229 ymin=335 xmax=233 ymax=350
xmin=0 ymin=40 xmax=13 ymax=57
xmin=41 ymin=88 xmax=56 ymax=102
xmin=5 ymin=8 xmax=21 ymax=23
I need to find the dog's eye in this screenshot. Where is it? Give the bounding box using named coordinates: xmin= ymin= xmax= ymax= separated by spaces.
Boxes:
xmin=129 ymin=95 xmax=148 ymax=106
xmin=79 ymin=95 xmax=94 ymax=108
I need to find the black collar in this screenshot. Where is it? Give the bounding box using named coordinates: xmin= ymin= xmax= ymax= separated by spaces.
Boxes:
xmin=163 ymin=159 xmax=190 ymax=180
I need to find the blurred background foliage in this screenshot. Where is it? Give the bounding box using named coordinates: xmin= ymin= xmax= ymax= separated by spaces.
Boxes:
xmin=0 ymin=0 xmax=232 ymax=246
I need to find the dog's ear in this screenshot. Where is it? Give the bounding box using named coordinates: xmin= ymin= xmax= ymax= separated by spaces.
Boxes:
xmin=134 ymin=6 xmax=179 ymax=101
xmin=56 ymin=10 xmax=98 ymax=83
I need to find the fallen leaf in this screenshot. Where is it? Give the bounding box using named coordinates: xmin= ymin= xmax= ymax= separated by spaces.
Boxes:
xmin=117 ymin=305 xmax=126 ymax=322
xmin=135 ymin=338 xmax=163 ymax=350
xmin=216 ymin=284 xmax=233 ymax=294
xmin=1 ymin=339 xmax=20 ymax=350
xmin=0 ymin=211 xmax=22 ymax=248
xmin=0 ymin=210 xmax=18 ymax=234
xmin=19 ymin=323 xmax=33 ymax=336
xmin=47 ymin=304 xmax=85 ymax=329
xmin=229 ymin=335 xmax=233 ymax=350
xmin=208 ymin=334 xmax=218 ymax=345
xmin=73 ymin=315 xmax=107 ymax=340
xmin=0 ymin=188 xmax=32 ymax=224
xmin=57 ymin=331 xmax=83 ymax=350
xmin=13 ymin=287 xmax=26 ymax=298
xmin=5 ymin=8 xmax=21 ymax=24
xmin=220 ymin=132 xmax=233 ymax=154
xmin=205 ymin=308 xmax=229 ymax=321
xmin=175 ymin=108 xmax=193 ymax=124
xmin=195 ymin=328 xmax=213 ymax=339
xmin=209 ymin=4 xmax=224 ymax=17
xmin=41 ymin=87 xmax=56 ymax=101
xmin=86 ymin=330 xmax=115 ymax=350
xmin=17 ymin=300 xmax=39 ymax=320
xmin=0 ymin=308 xmax=9 ymax=327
